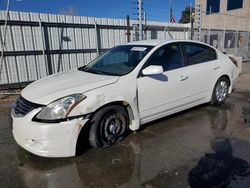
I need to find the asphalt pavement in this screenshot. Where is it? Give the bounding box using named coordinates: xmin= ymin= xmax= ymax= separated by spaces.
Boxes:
xmin=0 ymin=62 xmax=250 ymax=188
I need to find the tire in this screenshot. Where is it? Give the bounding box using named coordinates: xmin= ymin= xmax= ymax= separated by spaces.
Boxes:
xmin=89 ymin=105 xmax=129 ymax=149
xmin=211 ymin=77 xmax=229 ymax=106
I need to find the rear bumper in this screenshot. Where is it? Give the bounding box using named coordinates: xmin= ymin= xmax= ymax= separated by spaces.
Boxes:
xmin=229 ymin=66 xmax=239 ymax=93
xmin=12 ymin=109 xmax=89 ymax=157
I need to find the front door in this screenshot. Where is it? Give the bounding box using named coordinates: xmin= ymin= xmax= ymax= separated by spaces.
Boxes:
xmin=137 ymin=43 xmax=191 ymax=122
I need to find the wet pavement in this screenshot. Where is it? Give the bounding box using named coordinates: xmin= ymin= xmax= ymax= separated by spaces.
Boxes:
xmin=1 ymin=63 xmax=250 ymax=188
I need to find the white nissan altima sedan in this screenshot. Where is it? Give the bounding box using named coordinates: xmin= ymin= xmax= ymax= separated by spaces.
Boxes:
xmin=11 ymin=40 xmax=239 ymax=157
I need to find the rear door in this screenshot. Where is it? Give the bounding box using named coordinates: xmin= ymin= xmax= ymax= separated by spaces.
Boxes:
xmin=181 ymin=42 xmax=220 ymax=102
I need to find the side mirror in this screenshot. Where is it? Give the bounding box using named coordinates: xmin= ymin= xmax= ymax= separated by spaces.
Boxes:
xmin=142 ymin=65 xmax=163 ymax=76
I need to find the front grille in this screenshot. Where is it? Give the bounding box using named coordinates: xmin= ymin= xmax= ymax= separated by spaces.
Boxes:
xmin=12 ymin=96 xmax=44 ymax=117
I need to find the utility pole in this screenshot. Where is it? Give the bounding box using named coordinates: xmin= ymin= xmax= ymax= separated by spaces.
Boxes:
xmin=194 ymin=4 xmax=202 ymax=41
xmin=126 ymin=15 xmax=131 ymax=42
xmin=198 ymin=5 xmax=202 ymax=41
xmin=208 ymin=6 xmax=211 ymax=45
xmin=143 ymin=11 xmax=147 ymax=40
xmin=137 ymin=0 xmax=143 ymax=40
xmin=190 ymin=3 xmax=192 ymax=40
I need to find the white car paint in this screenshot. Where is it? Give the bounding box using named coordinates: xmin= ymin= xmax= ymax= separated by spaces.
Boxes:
xmin=138 ymin=66 xmax=191 ymax=120
xmin=11 ymin=40 xmax=239 ymax=157
xmin=21 ymin=70 xmax=119 ymax=105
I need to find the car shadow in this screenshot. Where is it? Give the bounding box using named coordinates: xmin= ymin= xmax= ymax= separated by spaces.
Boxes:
xmin=189 ymin=137 xmax=250 ymax=188
xmin=75 ymin=121 xmax=92 ymax=156
xmin=149 ymin=74 xmax=168 ymax=82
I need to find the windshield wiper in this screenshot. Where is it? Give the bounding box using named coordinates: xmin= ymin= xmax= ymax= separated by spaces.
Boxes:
xmin=101 ymin=72 xmax=121 ymax=76
xmin=86 ymin=69 xmax=104 ymax=75
xmin=78 ymin=67 xmax=102 ymax=75
xmin=79 ymin=67 xmax=121 ymax=76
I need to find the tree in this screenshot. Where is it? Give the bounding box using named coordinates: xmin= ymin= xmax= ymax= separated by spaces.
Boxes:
xmin=179 ymin=6 xmax=195 ymax=24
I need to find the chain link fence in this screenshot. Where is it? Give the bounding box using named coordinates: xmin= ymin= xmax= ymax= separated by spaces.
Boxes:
xmin=200 ymin=30 xmax=250 ymax=61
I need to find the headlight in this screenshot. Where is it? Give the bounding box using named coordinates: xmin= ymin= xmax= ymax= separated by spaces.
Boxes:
xmin=35 ymin=94 xmax=86 ymax=121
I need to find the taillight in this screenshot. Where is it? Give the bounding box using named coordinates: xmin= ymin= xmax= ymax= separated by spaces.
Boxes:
xmin=229 ymin=56 xmax=238 ymax=68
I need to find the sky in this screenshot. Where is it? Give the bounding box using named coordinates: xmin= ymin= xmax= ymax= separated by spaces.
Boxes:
xmin=0 ymin=0 xmax=195 ymax=22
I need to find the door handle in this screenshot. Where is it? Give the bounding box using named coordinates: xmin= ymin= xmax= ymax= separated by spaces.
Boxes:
xmin=180 ymin=75 xmax=189 ymax=81
xmin=213 ymin=66 xmax=220 ymax=70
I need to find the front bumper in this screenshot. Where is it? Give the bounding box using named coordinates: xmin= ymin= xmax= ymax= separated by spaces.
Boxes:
xmin=12 ymin=109 xmax=89 ymax=157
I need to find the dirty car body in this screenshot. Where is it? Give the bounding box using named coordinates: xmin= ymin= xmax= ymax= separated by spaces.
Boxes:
xmin=11 ymin=40 xmax=239 ymax=157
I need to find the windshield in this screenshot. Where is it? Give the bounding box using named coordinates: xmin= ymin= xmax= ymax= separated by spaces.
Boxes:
xmin=79 ymin=45 xmax=153 ymax=76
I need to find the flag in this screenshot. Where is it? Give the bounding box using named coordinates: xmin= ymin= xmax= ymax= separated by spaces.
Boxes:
xmin=170 ymin=6 xmax=175 ymax=23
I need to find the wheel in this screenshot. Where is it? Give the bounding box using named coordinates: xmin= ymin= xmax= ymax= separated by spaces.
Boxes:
xmin=89 ymin=105 xmax=129 ymax=149
xmin=211 ymin=77 xmax=229 ymax=105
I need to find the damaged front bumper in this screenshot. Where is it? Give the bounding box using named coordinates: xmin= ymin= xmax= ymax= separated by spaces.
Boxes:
xmin=12 ymin=109 xmax=89 ymax=157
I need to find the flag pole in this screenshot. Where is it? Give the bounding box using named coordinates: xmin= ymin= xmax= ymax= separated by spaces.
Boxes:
xmin=169 ymin=0 xmax=172 ymax=22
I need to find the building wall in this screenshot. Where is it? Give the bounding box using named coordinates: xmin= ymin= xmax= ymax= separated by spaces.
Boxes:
xmin=195 ymin=0 xmax=250 ymax=31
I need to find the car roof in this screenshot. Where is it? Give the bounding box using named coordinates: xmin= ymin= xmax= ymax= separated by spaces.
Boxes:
xmin=120 ymin=40 xmax=220 ymax=54
xmin=123 ymin=40 xmax=167 ymax=46
xmin=122 ymin=39 xmax=210 ymax=47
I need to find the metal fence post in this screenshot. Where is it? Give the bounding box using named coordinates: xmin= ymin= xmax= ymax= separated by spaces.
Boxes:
xmin=164 ymin=26 xmax=167 ymax=40
xmin=126 ymin=15 xmax=131 ymax=42
xmin=39 ymin=18 xmax=53 ymax=75
xmin=235 ymin=16 xmax=240 ymax=56
xmin=57 ymin=25 xmax=64 ymax=73
xmin=94 ymin=21 xmax=100 ymax=56
xmin=248 ymin=19 xmax=250 ymax=60
xmin=43 ymin=26 xmax=53 ymax=75
xmin=165 ymin=26 xmax=173 ymax=39
xmin=0 ymin=0 xmax=10 ymax=82
xmin=222 ymin=15 xmax=227 ymax=52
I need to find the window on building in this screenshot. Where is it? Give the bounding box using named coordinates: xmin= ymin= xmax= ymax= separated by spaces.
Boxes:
xmin=227 ymin=0 xmax=243 ymax=10
xmin=206 ymin=0 xmax=220 ymax=14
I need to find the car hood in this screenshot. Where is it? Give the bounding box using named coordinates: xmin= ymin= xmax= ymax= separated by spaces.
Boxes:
xmin=21 ymin=70 xmax=119 ymax=105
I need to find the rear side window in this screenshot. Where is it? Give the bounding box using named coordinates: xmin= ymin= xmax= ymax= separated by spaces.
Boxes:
xmin=183 ymin=43 xmax=217 ymax=65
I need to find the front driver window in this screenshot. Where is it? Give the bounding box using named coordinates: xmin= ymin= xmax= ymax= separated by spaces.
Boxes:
xmin=146 ymin=43 xmax=183 ymax=71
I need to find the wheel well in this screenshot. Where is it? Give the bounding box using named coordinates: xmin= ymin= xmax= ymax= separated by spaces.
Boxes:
xmin=75 ymin=101 xmax=134 ymax=155
xmin=93 ymin=101 xmax=134 ymax=125
xmin=219 ymin=75 xmax=231 ymax=86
